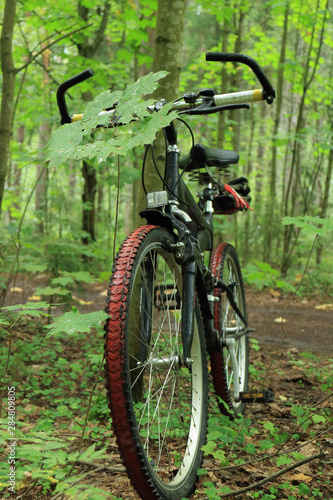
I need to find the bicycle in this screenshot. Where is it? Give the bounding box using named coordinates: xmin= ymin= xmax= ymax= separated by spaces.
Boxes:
xmin=56 ymin=52 xmax=276 ymax=500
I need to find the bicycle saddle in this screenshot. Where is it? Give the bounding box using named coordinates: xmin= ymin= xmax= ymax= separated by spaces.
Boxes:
xmin=179 ymin=143 xmax=239 ymax=171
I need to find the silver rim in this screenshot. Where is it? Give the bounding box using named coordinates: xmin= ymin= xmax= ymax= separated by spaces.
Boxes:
xmin=127 ymin=241 xmax=204 ymax=486
xmin=221 ymin=253 xmax=247 ymax=406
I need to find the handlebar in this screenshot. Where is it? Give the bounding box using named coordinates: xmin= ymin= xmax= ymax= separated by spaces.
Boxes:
xmin=57 ymin=68 xmax=94 ymax=125
xmin=56 ymin=52 xmax=275 ymax=124
xmin=206 ymin=52 xmax=275 ymax=104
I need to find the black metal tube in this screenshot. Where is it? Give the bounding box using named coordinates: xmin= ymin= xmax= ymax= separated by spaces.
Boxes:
xmin=205 ymin=52 xmax=275 ymax=104
xmin=57 ymin=68 xmax=94 ymax=124
xmin=181 ymin=260 xmax=196 ymax=365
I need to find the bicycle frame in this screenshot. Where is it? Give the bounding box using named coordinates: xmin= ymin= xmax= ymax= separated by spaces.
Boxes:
xmin=55 ymin=52 xmax=277 ymax=499
xmin=140 ymin=121 xmax=217 ymax=366
xmin=55 ymin=50 xmax=275 ymax=404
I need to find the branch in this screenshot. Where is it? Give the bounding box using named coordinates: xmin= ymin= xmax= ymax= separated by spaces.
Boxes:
xmin=217 ymin=451 xmax=324 ymax=499
xmin=76 ymin=458 xmax=125 ymax=473
xmin=34 ymin=59 xmax=62 ymax=88
xmin=15 ymin=24 xmax=93 ymax=73
xmin=215 ymin=424 xmax=332 ymax=472
xmin=274 ymin=391 xmax=333 ymax=457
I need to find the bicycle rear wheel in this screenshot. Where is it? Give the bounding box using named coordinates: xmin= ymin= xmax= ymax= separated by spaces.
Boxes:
xmin=104 ymin=225 xmax=208 ymax=500
xmin=209 ymin=243 xmax=249 ymax=415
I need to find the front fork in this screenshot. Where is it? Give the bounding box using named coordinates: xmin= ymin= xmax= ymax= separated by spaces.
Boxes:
xmin=181 ymin=259 xmax=196 ymax=366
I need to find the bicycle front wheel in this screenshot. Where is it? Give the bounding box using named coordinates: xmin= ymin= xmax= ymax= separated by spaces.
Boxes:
xmin=209 ymin=243 xmax=249 ymax=415
xmin=104 ymin=225 xmax=208 ymax=500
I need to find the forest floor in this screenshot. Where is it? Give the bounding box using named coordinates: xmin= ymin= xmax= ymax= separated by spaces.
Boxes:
xmin=1 ymin=280 xmax=332 ymax=499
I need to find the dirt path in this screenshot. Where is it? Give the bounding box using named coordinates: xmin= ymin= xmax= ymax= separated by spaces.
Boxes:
xmin=246 ymin=290 xmax=333 ymax=354
xmin=4 ymin=276 xmax=333 ymax=354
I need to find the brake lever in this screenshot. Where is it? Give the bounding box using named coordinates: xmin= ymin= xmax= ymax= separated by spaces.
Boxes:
xmin=180 ymin=103 xmax=250 ymax=116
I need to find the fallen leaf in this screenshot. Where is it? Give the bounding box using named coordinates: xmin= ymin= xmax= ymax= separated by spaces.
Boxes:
xmin=9 ymin=286 xmax=23 ymax=293
xmin=315 ymin=303 xmax=333 ymax=310
xmin=289 ymin=472 xmax=313 ymax=483
xmin=269 ymin=402 xmax=291 ymax=417
xmin=274 ymin=317 xmax=286 ymax=323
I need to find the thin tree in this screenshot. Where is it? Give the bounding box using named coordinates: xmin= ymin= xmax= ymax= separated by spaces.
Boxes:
xmin=0 ymin=0 xmax=17 ymax=219
xmin=264 ymin=1 xmax=290 ymax=261
xmin=76 ymin=1 xmax=111 ymax=243
xmin=281 ymin=0 xmax=328 ymax=273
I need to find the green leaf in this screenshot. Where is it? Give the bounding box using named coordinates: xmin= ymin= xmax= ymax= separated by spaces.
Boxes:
xmin=245 ymin=443 xmax=257 ymax=454
xmin=298 ymin=483 xmax=310 ymax=495
xmin=79 ymin=443 xmax=107 ymax=461
xmin=70 ymin=271 xmax=97 ymax=284
xmin=44 ymin=72 xmax=177 ymax=169
xmin=254 ymin=261 xmax=279 ymax=276
xmin=281 ymin=216 xmax=333 ymax=236
xmin=276 ymin=455 xmax=293 ymax=466
xmin=52 ymin=276 xmax=75 ymax=287
xmin=45 ymin=121 xmax=85 ymax=167
xmin=46 ymin=309 xmax=108 ymax=335
xmin=263 ymin=421 xmax=277 ymax=434
xmin=2 ymin=302 xmax=50 ymax=317
xmin=259 ymin=439 xmax=274 ymax=451
xmin=20 ymin=262 xmax=48 ymax=273
xmin=34 ymin=286 xmax=70 ymax=297
xmin=201 ymin=441 xmax=217 ymax=454
xmin=312 ymin=414 xmax=326 ymax=424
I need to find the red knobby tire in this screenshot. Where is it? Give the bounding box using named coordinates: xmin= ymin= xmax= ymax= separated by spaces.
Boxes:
xmin=104 ymin=225 xmax=208 ymax=500
xmin=209 ymin=242 xmax=249 ymax=415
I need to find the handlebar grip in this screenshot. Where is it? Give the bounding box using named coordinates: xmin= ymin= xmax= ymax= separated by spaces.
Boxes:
xmin=57 ymin=68 xmax=94 ymax=125
xmin=206 ymin=52 xmax=275 ymax=104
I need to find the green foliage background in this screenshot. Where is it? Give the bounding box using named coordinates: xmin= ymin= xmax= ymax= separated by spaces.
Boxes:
xmin=1 ymin=0 xmax=332 ymax=296
xmin=0 ymin=1 xmax=332 ymax=498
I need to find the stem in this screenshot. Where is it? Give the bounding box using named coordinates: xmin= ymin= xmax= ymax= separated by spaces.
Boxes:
xmin=78 ymin=354 xmax=105 ymax=454
xmin=0 ymin=330 xmax=12 ymax=418
xmin=113 ymin=155 xmax=121 ymax=263
xmin=217 ymin=451 xmax=324 ymax=499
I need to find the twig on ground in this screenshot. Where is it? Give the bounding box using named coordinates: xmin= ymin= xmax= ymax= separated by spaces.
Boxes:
xmin=214 ymin=450 xmax=324 ymax=499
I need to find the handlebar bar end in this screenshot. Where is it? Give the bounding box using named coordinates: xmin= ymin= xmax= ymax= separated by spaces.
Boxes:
xmin=206 ymin=52 xmax=275 ymax=105
xmin=57 ymin=68 xmax=95 ymax=125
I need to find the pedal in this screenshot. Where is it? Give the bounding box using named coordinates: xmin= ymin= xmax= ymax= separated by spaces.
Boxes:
xmin=240 ymin=390 xmax=274 ymax=403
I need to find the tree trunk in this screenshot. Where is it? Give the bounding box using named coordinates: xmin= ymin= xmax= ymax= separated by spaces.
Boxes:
xmin=264 ymin=1 xmax=289 ymax=262
xmin=77 ymin=0 xmax=110 ymax=243
xmin=281 ymin=0 xmax=327 ymax=273
xmin=316 ymin=118 xmax=333 ymax=264
xmin=82 ymin=160 xmax=97 ymax=244
xmin=35 ymin=40 xmax=51 ymax=234
xmin=135 ymin=0 xmax=187 ymax=227
xmin=230 ymin=6 xmax=245 ymax=153
xmin=217 ymin=3 xmax=230 ymax=149
xmin=9 ymin=125 xmax=24 ymax=220
xmin=0 ymin=0 xmax=17 ymax=219
xmin=35 ymin=124 xmax=49 ymax=234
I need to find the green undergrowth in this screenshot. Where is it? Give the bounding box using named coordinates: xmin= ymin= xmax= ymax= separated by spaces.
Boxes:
xmin=199 ymin=344 xmax=332 ymax=499
xmin=0 ymin=313 xmax=112 ymax=498
xmin=0 ymin=309 xmax=332 ymax=499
